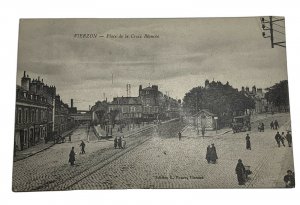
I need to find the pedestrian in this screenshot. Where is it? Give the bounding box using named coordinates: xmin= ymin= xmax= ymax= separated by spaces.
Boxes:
xmin=286 ymin=131 xmax=292 ymax=147
xmin=261 ymin=123 xmax=264 ymax=132
xmin=246 ymin=134 xmax=251 ymax=150
xmin=118 ymin=136 xmax=122 ymax=149
xmin=69 ymin=134 xmax=72 ymax=142
xmin=275 ymin=132 xmax=281 ymax=147
xmin=121 ymin=136 xmax=126 ymax=149
xmin=114 ymin=136 xmax=118 ymax=149
xmin=270 ymin=121 xmax=274 ymax=130
xmin=274 ymin=120 xmax=279 ymax=130
xmin=201 ymin=128 xmax=205 ymax=138
xmin=178 ymin=132 xmax=182 ymax=141
xmin=283 ymin=170 xmax=295 ymax=188
xmin=69 ymin=147 xmax=76 ymax=166
xmin=205 ymin=145 xmax=211 ymax=163
xmin=235 ymin=159 xmax=246 ymax=185
xmin=280 ymin=132 xmax=286 ymax=147
xmin=79 ymin=140 xmax=86 ymax=154
xmin=210 ymin=143 xmax=218 ymax=164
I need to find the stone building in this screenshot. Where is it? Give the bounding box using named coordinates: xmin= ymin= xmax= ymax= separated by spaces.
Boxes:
xmin=15 ymin=71 xmax=76 ymax=151
xmin=15 ymin=71 xmax=55 ymax=150
xmin=138 ymin=84 xmax=180 ymax=121
xmin=241 ymin=85 xmax=267 ymax=114
xmin=108 ymin=97 xmax=143 ymax=124
xmin=139 ymin=85 xmax=160 ymax=120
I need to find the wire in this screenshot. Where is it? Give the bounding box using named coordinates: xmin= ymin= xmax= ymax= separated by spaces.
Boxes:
xmin=273 ymin=22 xmax=285 ymax=29
xmin=273 ymin=29 xmax=286 ymax=35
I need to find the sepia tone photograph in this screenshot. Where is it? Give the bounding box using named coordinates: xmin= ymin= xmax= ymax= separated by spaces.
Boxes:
xmin=12 ymin=17 xmax=294 ymax=191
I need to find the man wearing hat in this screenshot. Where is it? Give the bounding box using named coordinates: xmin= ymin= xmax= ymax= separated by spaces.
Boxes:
xmin=283 ymin=170 xmax=295 ymax=188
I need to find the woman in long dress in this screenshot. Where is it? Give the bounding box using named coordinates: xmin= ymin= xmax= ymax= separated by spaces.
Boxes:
xmin=235 ymin=159 xmax=246 ymax=185
xmin=69 ymin=147 xmax=76 ymax=166
xmin=210 ymin=144 xmax=218 ymax=164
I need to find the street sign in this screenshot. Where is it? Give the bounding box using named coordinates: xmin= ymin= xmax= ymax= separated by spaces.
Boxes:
xmin=214 ymin=117 xmax=218 ymax=119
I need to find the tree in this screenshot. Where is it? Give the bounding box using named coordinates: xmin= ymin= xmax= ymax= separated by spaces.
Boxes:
xmin=183 ymin=81 xmax=255 ymax=116
xmin=110 ymin=109 xmax=120 ymax=127
xmin=265 ymin=80 xmax=289 ymax=111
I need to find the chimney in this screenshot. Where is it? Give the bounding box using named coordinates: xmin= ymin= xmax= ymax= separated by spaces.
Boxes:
xmin=21 ymin=71 xmax=31 ymax=91
xmin=71 ymin=99 xmax=74 ymax=108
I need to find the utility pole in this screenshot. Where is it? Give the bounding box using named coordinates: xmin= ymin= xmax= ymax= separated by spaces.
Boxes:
xmin=269 ymin=16 xmax=274 ymax=48
xmin=260 ymin=16 xmax=285 ymax=48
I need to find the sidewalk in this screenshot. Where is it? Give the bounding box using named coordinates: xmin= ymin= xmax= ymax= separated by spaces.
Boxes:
xmin=14 ymin=127 xmax=77 ymax=162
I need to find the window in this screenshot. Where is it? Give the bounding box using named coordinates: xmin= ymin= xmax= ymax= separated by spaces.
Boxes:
xmin=18 ymin=109 xmax=22 ymax=124
xmin=24 ymin=109 xmax=28 ymax=123
xmin=130 ymin=106 xmax=136 ymax=113
xmin=31 ymin=110 xmax=35 ymax=122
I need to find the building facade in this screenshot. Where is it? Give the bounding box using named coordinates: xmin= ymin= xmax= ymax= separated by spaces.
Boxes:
xmin=15 ymin=71 xmax=55 ymax=151
xmin=242 ymin=86 xmax=268 ymax=114
xmin=109 ymin=97 xmax=143 ymax=124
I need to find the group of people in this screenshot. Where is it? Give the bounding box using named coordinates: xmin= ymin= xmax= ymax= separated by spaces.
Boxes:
xmin=275 ymin=131 xmax=292 ymax=147
xmin=68 ymin=140 xmax=86 ymax=166
xmin=205 ymin=143 xmax=218 ymax=164
xmin=270 ymin=120 xmax=279 ymax=130
xmin=114 ymin=136 xmax=126 ymax=149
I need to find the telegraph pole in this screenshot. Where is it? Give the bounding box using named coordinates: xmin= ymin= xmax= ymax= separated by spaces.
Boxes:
xmin=269 ymin=16 xmax=274 ymax=48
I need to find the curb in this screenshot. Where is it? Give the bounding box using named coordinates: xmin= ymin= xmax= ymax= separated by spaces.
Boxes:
xmin=14 ymin=143 xmax=54 ymax=162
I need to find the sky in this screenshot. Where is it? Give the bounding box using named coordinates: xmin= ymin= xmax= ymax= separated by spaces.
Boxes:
xmin=16 ymin=18 xmax=288 ymax=110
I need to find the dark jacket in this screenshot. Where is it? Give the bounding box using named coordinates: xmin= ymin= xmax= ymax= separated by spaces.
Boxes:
xmin=69 ymin=150 xmax=75 ymax=163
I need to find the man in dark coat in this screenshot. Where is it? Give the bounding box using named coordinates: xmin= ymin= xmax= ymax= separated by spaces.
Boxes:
xmin=79 ymin=140 xmax=86 ymax=154
xmin=114 ymin=136 xmax=118 ymax=149
xmin=69 ymin=147 xmax=76 ymax=166
xmin=178 ymin=132 xmax=182 ymax=141
xmin=274 ymin=120 xmax=279 ymax=129
xmin=205 ymin=145 xmax=211 ymax=163
xmin=275 ymin=132 xmax=281 ymax=147
xmin=235 ymin=159 xmax=246 ymax=185
xmin=246 ymin=134 xmax=251 ymax=150
xmin=284 ymin=170 xmax=295 ymax=188
xmin=210 ymin=144 xmax=218 ymax=164
xmin=270 ymin=121 xmax=274 ymax=130
xmin=286 ymin=131 xmax=292 ymax=147
xmin=280 ymin=132 xmax=286 ymax=147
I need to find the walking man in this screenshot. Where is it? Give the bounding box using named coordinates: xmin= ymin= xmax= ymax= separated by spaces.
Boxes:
xmin=178 ymin=132 xmax=182 ymax=141
xmin=286 ymin=131 xmax=292 ymax=147
xmin=274 ymin=120 xmax=279 ymax=130
xmin=79 ymin=140 xmax=86 ymax=154
xmin=270 ymin=121 xmax=274 ymax=130
xmin=246 ymin=134 xmax=251 ymax=150
xmin=235 ymin=159 xmax=246 ymax=185
xmin=275 ymin=132 xmax=281 ymax=147
xmin=69 ymin=147 xmax=76 ymax=166
xmin=280 ymin=132 xmax=286 ymax=147
xmin=201 ymin=128 xmax=205 ymax=138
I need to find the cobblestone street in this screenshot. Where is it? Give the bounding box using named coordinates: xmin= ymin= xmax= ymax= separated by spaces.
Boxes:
xmin=70 ymin=113 xmax=293 ymax=189
xmin=12 ymin=113 xmax=293 ymax=191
